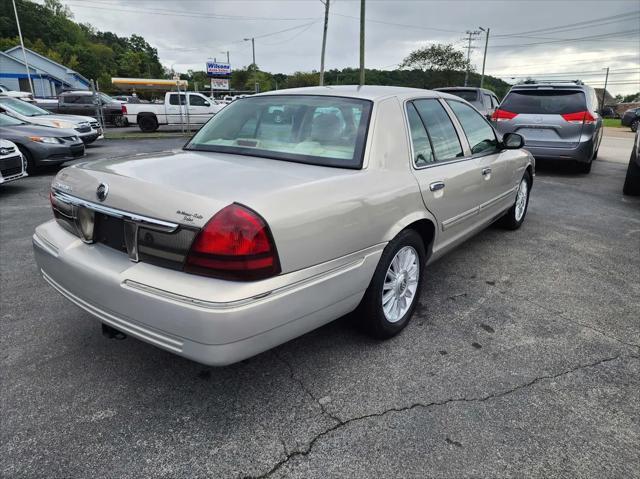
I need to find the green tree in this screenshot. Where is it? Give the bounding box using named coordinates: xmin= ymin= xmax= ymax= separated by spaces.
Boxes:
xmin=400 ymin=44 xmax=471 ymax=72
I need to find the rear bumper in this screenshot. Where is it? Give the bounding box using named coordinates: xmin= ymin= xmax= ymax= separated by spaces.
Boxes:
xmin=524 ymin=137 xmax=595 ymax=163
xmin=33 ymin=220 xmax=382 ymax=366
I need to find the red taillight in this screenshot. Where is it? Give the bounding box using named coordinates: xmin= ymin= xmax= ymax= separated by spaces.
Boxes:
xmin=121 ymin=104 xmax=127 ymax=114
xmin=185 ymin=203 xmax=280 ymax=281
xmin=492 ymin=109 xmax=518 ymax=121
xmin=561 ymin=110 xmax=595 ymax=124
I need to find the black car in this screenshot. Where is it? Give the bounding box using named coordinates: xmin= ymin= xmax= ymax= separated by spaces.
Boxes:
xmin=36 ymin=91 xmax=126 ymax=127
xmin=623 ymin=129 xmax=640 ymax=196
xmin=621 ymin=108 xmax=640 ymax=132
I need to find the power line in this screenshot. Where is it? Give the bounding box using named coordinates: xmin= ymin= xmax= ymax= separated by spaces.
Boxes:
xmin=489 ymin=29 xmax=640 ymax=48
xmin=63 ymin=1 xmax=318 ymax=21
xmin=330 ymin=12 xmax=464 ymax=34
xmin=495 ymin=11 xmax=640 ymax=37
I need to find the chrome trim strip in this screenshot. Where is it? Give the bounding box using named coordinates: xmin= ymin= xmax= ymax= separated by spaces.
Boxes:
xmin=479 ymin=186 xmax=518 ymax=212
xmin=441 ymin=206 xmax=479 ymax=231
xmin=121 ymin=254 xmax=372 ymax=311
xmin=52 ymin=189 xmax=179 ymax=232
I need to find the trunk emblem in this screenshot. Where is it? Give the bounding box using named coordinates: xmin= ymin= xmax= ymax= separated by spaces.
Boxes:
xmin=96 ymin=183 xmax=109 ymax=202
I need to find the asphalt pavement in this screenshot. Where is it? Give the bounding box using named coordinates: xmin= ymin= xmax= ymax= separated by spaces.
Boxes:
xmin=1 ymin=134 xmax=639 ymax=478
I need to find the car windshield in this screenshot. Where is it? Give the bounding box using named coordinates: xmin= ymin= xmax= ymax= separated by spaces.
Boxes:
xmin=185 ymin=95 xmax=372 ymax=169
xmin=440 ymin=90 xmax=479 ymax=102
xmin=0 ymin=113 xmax=26 ymax=126
xmin=501 ymin=90 xmax=586 ymax=114
xmin=0 ymin=97 xmax=50 ymax=116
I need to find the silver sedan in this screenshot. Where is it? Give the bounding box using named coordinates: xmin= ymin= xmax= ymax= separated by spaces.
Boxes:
xmin=33 ymin=86 xmax=534 ymax=366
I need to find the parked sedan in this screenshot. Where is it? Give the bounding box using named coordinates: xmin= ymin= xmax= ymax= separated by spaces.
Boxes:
xmin=621 ymin=107 xmax=639 ymax=132
xmin=623 ymin=129 xmax=640 ymax=195
xmin=0 ymin=113 xmax=84 ymax=171
xmin=0 ymin=139 xmax=27 ymax=185
xmin=0 ymin=97 xmax=102 ymax=144
xmin=34 ymin=86 xmax=533 ymax=366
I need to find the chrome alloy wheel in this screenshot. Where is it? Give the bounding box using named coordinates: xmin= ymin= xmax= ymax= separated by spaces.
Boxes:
xmin=515 ymin=178 xmax=528 ymax=222
xmin=382 ymin=246 xmax=419 ymax=323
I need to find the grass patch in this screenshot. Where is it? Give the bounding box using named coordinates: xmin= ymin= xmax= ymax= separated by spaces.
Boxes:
xmin=603 ymin=118 xmax=622 ymax=128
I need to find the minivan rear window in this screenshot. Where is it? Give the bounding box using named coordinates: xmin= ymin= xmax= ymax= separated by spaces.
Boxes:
xmin=500 ymin=90 xmax=586 ymax=115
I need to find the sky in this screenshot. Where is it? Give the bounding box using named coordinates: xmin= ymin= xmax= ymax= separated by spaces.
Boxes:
xmin=48 ymin=0 xmax=640 ymax=95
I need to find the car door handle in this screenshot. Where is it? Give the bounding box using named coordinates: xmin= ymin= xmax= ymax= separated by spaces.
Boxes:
xmin=429 ymin=181 xmax=445 ymax=192
xmin=482 ymin=168 xmax=492 ymax=176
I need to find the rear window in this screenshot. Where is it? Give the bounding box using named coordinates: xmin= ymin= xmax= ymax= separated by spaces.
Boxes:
xmin=501 ymin=90 xmax=586 ymax=114
xmin=439 ymin=90 xmax=479 ymax=103
xmin=186 ymin=95 xmax=372 ymax=169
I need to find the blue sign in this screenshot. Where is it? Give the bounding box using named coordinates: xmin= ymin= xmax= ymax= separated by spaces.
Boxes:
xmin=206 ymin=61 xmax=231 ymax=77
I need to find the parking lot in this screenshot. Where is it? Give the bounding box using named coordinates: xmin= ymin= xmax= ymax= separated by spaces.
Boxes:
xmin=1 ymin=133 xmax=639 ymax=478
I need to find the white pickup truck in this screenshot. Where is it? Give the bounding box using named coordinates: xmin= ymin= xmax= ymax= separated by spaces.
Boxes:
xmin=122 ymin=92 xmax=225 ymax=132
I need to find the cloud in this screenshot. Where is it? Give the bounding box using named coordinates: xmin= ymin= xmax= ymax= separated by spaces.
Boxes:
xmin=54 ymin=0 xmax=640 ymax=94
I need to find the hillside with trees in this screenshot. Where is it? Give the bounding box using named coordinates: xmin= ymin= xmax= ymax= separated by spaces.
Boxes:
xmin=0 ymin=0 xmax=164 ymax=89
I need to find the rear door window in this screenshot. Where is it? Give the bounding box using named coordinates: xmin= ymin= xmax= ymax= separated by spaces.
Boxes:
xmin=169 ymin=94 xmax=186 ymax=105
xmin=413 ymin=99 xmax=464 ymax=161
xmin=446 ymin=100 xmax=498 ymax=155
xmin=500 ymin=90 xmax=586 ymax=114
xmin=406 ymin=103 xmax=435 ymax=166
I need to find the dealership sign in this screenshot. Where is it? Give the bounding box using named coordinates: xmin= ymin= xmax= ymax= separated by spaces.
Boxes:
xmin=206 ymin=61 xmax=231 ymax=77
xmin=210 ymin=78 xmax=230 ymax=90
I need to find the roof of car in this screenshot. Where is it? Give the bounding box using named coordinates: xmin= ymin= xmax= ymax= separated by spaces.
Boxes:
xmin=255 ymin=85 xmax=443 ymax=101
xmin=434 ymin=87 xmax=495 ymax=94
xmin=510 ymin=82 xmax=589 ymax=90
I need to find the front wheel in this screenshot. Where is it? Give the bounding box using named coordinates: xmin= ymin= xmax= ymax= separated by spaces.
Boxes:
xmin=17 ymin=145 xmax=36 ymax=173
xmin=498 ymin=171 xmax=531 ymax=230
xmin=631 ymin=119 xmax=639 ymax=133
xmin=358 ymin=229 xmax=426 ymax=339
xmin=623 ymin=156 xmax=640 ymax=196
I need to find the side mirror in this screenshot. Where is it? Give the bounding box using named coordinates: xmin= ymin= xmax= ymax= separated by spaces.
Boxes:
xmin=204 ymin=101 xmax=210 ymax=107
xmin=503 ymin=132 xmax=524 ymax=149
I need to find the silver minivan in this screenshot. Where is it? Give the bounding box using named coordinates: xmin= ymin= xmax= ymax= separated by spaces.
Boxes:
xmin=492 ymin=82 xmax=603 ymax=173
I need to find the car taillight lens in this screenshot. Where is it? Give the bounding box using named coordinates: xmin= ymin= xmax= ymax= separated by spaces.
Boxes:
xmin=121 ymin=104 xmax=127 ymax=114
xmin=185 ymin=203 xmax=280 ymax=281
xmin=491 ymin=109 xmax=518 ymax=121
xmin=561 ymin=111 xmax=595 ymax=124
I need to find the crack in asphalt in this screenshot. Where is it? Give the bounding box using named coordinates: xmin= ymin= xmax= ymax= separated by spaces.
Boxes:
xmin=245 ymin=354 xmax=638 ymax=479
xmin=274 ymin=351 xmax=342 ymax=424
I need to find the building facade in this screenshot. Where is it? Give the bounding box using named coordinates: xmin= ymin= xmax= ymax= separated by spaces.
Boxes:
xmin=0 ymin=46 xmax=90 ymax=97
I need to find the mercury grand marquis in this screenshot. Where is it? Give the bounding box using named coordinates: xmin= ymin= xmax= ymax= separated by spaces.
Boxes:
xmin=33 ymin=86 xmax=534 ymax=366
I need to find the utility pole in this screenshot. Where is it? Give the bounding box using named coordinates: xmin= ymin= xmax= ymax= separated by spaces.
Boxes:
xmin=600 ymin=67 xmax=610 ymax=112
xmin=319 ymin=0 xmax=330 ymax=86
xmin=244 ymin=37 xmax=258 ymax=93
xmin=359 ymin=0 xmax=365 ymax=86
xmin=463 ymin=30 xmax=481 ymax=87
xmin=479 ymin=27 xmax=490 ymax=89
xmin=12 ymin=0 xmax=34 ymax=95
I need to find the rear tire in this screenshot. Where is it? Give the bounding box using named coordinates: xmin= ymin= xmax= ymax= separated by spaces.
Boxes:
xmin=623 ymin=156 xmax=640 ymax=196
xmin=631 ymin=119 xmax=639 ymax=133
xmin=358 ymin=229 xmax=426 ymax=339
xmin=498 ymin=171 xmax=531 ymax=230
xmin=138 ymin=114 xmax=158 ymax=133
